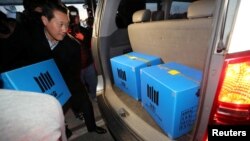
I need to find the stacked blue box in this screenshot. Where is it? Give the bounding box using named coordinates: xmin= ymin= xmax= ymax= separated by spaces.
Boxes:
xmin=140 ymin=62 xmax=202 ymax=139
xmin=110 ymin=52 xmax=162 ymax=100
xmin=0 ymin=59 xmax=71 ymax=106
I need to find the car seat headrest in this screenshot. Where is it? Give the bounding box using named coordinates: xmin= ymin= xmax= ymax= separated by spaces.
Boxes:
xmin=187 ymin=0 xmax=215 ymax=19
xmin=132 ymin=9 xmax=151 ymax=23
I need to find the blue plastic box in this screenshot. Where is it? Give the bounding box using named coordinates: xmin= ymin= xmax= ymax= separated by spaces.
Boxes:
xmin=110 ymin=52 xmax=162 ymax=100
xmin=140 ymin=62 xmax=202 ymax=139
xmin=0 ymin=59 xmax=71 ymax=106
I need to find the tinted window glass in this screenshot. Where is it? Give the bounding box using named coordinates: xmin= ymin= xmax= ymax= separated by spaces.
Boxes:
xmin=169 ymin=1 xmax=190 ymax=19
xmin=116 ymin=0 xmax=145 ymax=28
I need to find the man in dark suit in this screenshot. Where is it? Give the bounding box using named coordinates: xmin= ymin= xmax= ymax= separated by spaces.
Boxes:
xmin=22 ymin=1 xmax=106 ymax=134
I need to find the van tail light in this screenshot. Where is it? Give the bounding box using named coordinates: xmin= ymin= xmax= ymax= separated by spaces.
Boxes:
xmin=209 ymin=51 xmax=250 ymax=125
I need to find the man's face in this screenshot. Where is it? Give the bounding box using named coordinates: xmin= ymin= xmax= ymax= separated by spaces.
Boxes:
xmin=41 ymin=10 xmax=70 ymax=41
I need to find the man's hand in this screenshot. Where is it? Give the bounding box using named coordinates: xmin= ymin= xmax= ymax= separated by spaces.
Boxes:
xmin=75 ymin=32 xmax=84 ymax=41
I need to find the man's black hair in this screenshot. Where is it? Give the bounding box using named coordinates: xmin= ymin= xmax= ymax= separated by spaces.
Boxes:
xmin=42 ymin=1 xmax=68 ymax=21
xmin=68 ymin=6 xmax=79 ymax=15
xmin=67 ymin=6 xmax=79 ymax=25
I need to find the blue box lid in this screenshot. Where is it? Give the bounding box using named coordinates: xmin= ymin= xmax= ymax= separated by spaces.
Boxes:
xmin=111 ymin=52 xmax=161 ymax=68
xmin=141 ymin=62 xmax=202 ymax=91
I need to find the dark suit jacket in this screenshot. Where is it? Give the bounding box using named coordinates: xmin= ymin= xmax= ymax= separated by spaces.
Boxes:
xmin=21 ymin=25 xmax=81 ymax=94
xmin=23 ymin=25 xmax=96 ymax=130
